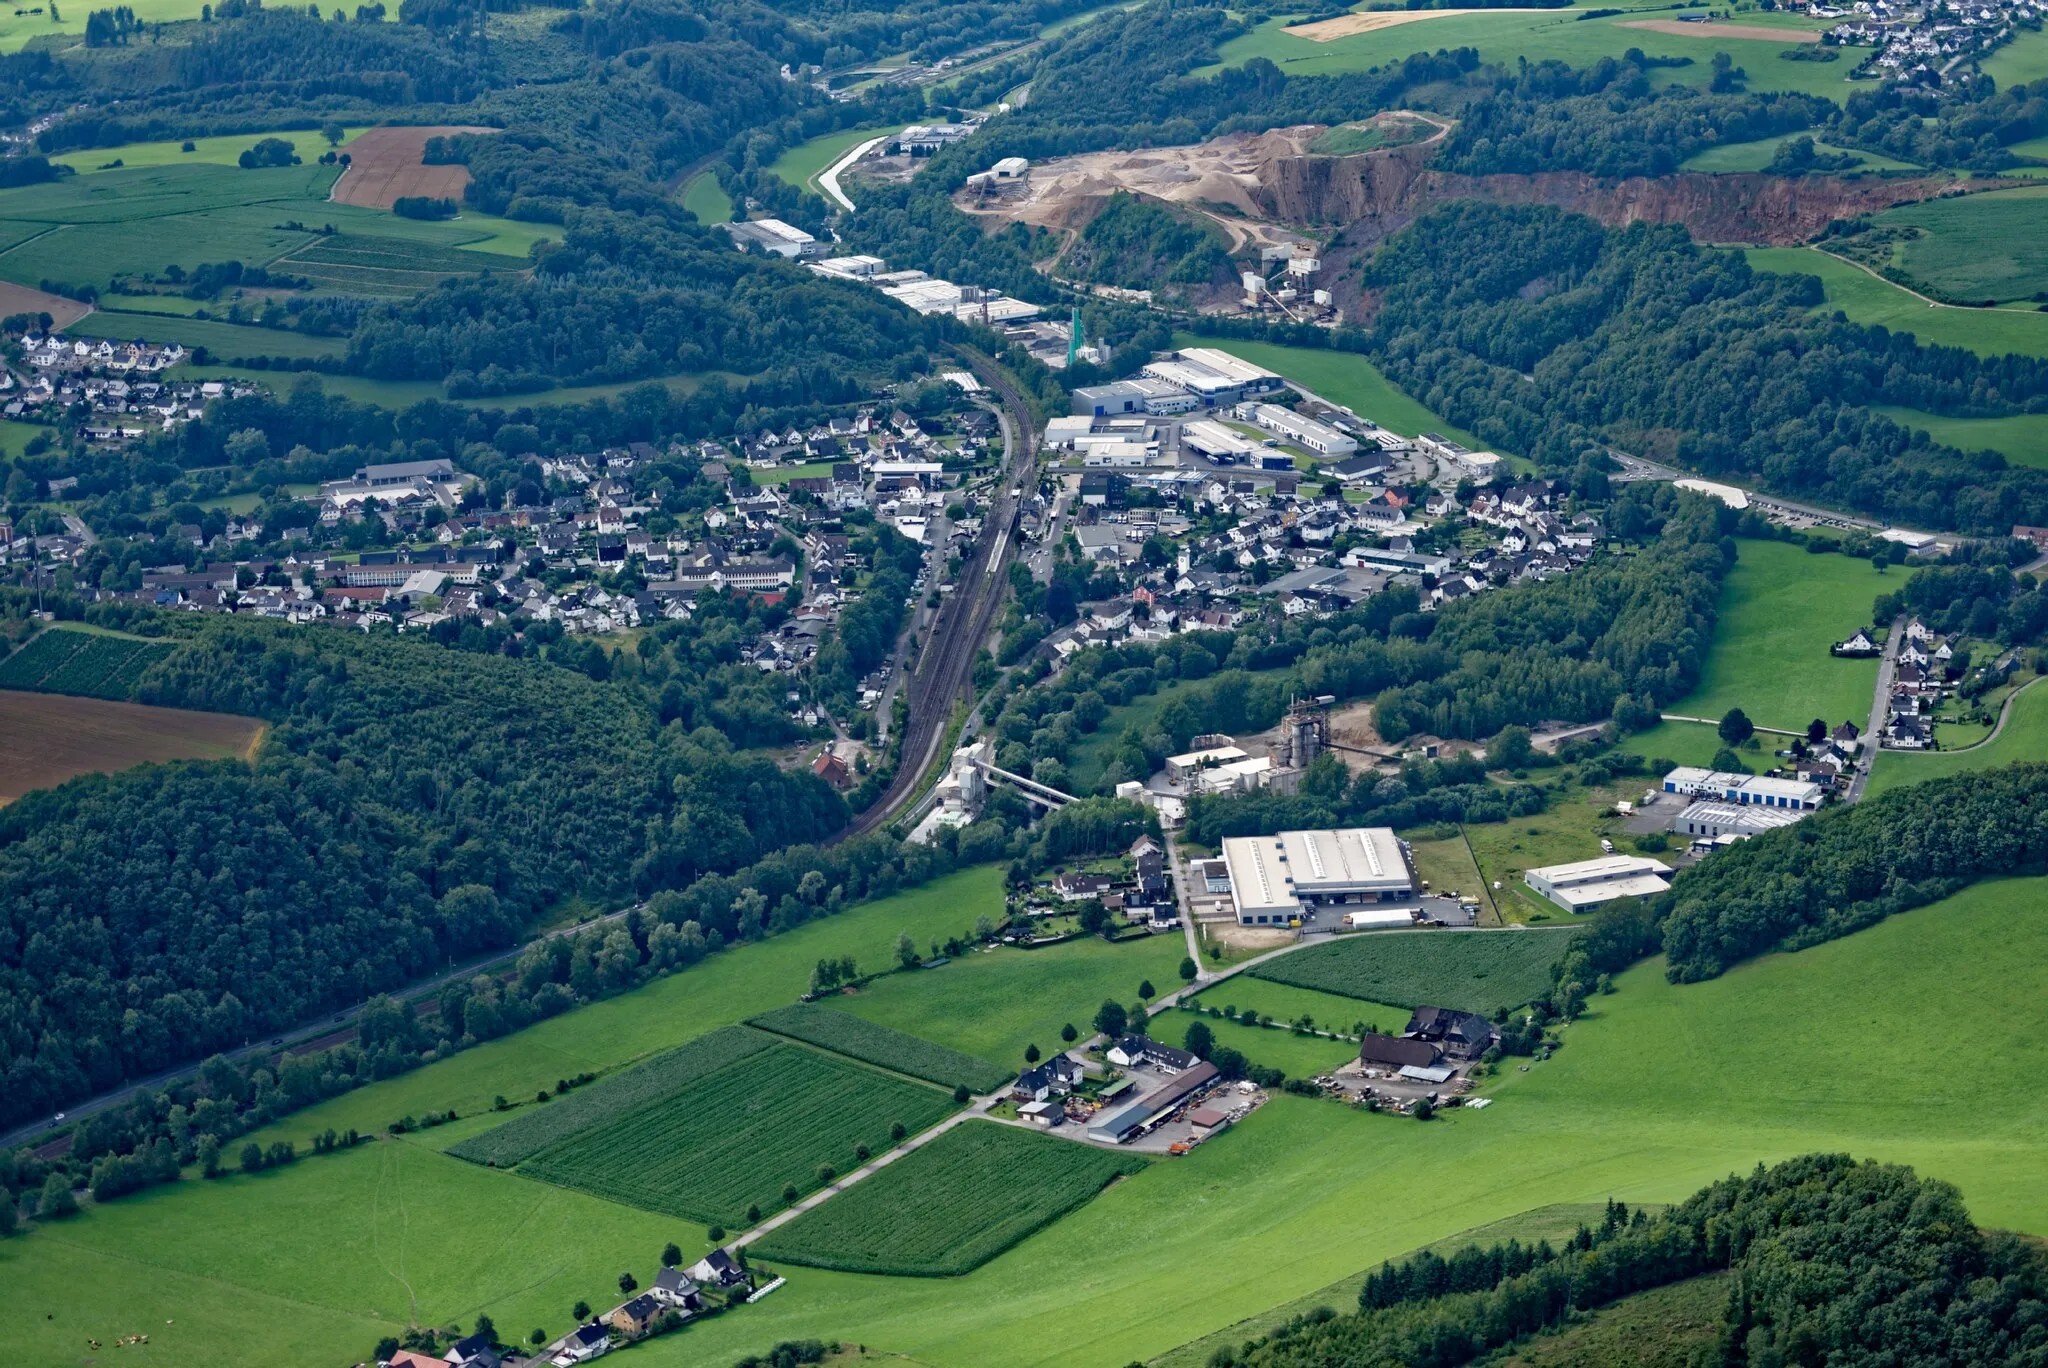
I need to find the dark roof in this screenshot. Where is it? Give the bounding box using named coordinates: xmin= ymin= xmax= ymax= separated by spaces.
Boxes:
xmin=1358 ymin=1032 xmax=1443 ymax=1069
xmin=1405 ymin=1005 xmax=1495 ymax=1045
xmin=569 ymin=1323 xmax=609 ymax=1347
xmin=653 ymin=1267 xmax=698 ymax=1294
xmin=620 ymin=1294 xmax=663 ymax=1319
xmin=450 ymin=1331 xmax=494 ymax=1357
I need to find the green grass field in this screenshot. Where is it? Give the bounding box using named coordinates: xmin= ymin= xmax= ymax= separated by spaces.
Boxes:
xmin=766 ymin=125 xmax=893 ymax=193
xmin=750 ymin=1003 xmax=1012 ymax=1092
xmin=753 ymin=1120 xmax=1150 ymax=1275
xmin=1664 ymin=538 xmax=1890 ymax=734
xmin=0 ymin=0 xmax=209 ymax=51
xmin=750 ymin=460 xmax=835 ymax=486
xmin=1167 ymin=1002 xmax=1362 ymax=1078
xmin=1171 ymin=332 xmax=1499 ymax=454
xmin=1192 ymin=975 xmax=1410 ymax=1036
xmin=837 ymin=930 xmax=1188 ymax=1070
xmin=1866 ymin=678 xmax=2048 ymax=797
xmin=1624 ymin=718 xmax=1736 ymax=770
xmin=62 ymin=126 xmax=368 ymax=175
xmin=1681 ymin=135 xmax=1920 ymax=174
xmin=1877 ymin=185 xmax=2048 ymax=305
xmin=1253 ymin=927 xmax=1584 ymax=1014
xmin=1200 ymin=3 xmax=1855 ymax=99
xmin=520 ymin=1043 xmax=956 ymax=1226
xmin=1868 ymin=405 xmax=2048 ymax=470
xmin=681 ymin=170 xmax=735 ymax=225
xmin=1982 ymin=28 xmax=2048 ymax=98
xmin=448 ymin=1025 xmax=780 ymax=1167
xmin=8 ymin=876 xmax=2048 ymax=1367
xmin=1743 ymin=246 xmax=2048 ymax=359
xmin=77 ymin=310 xmax=346 ymax=359
xmin=235 ymin=866 xmax=1007 ymax=1151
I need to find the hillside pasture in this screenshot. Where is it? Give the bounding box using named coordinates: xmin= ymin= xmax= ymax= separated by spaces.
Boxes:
xmin=74 ymin=309 xmax=346 ymax=359
xmin=1663 ymin=537 xmax=1890 ymax=734
xmin=519 ymin=1043 xmax=956 ymax=1225
xmin=1745 ymin=245 xmax=2048 ymax=359
xmin=63 ymin=126 xmax=369 ymax=175
xmin=1878 ymin=184 xmax=2048 ymax=305
xmin=1681 ymin=136 xmax=1921 ymax=174
xmin=1869 ymin=405 xmax=2048 ymax=471
xmin=0 ymin=689 xmax=262 ymax=801
xmin=753 ymin=1120 xmax=1149 ymax=1275
xmin=1253 ymin=928 xmax=1583 ymax=1014
xmin=748 ymin=1003 xmax=1011 ymax=1093
xmin=447 ymin=1025 xmax=780 ymax=1167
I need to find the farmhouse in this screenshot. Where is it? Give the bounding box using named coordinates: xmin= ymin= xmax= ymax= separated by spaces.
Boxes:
xmin=1086 ymin=1060 xmax=1221 ymax=1143
xmin=1218 ymin=827 xmax=1415 ymax=926
xmin=446 ymin=1330 xmax=504 ymax=1367
xmin=1358 ymin=1032 xmax=1444 ymax=1072
xmin=1107 ymin=1034 xmax=1198 ymax=1073
xmin=1404 ymin=1006 xmax=1498 ymax=1059
xmin=1014 ymin=1054 xmax=1086 ymax=1099
xmin=1833 ymin=627 xmax=1881 ymax=658
xmin=1523 ymin=854 xmax=1672 ymax=912
xmin=1662 ymin=767 xmax=1823 ymax=811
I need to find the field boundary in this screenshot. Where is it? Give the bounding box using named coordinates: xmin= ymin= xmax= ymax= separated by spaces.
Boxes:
xmin=748 ymin=1002 xmax=1012 ymax=1093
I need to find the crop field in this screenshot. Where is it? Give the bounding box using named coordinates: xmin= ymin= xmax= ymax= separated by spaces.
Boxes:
xmin=8 ymin=876 xmax=2048 ymax=1368
xmin=749 ymin=1003 xmax=1011 ymax=1093
xmin=1875 ymin=185 xmax=2048 ymax=304
xmin=1171 ymin=332 xmax=1490 ymax=448
xmin=1745 ymin=246 xmax=2048 ymax=359
xmin=329 ymin=125 xmax=495 ymax=210
xmin=1681 ymin=136 xmax=1920 ymax=174
xmin=753 ymin=1121 xmax=1149 ymax=1276
xmin=282 ymin=232 xmax=527 ymax=297
xmin=1866 ymin=679 xmax=2048 ymax=797
xmin=519 ymin=1043 xmax=956 ymax=1225
xmin=447 ymin=1025 xmax=780 ymax=1167
xmin=1868 ymin=405 xmax=2048 ymax=470
xmin=834 ymin=927 xmax=1189 ymax=1069
xmin=0 ymin=688 xmax=262 ymax=801
xmin=1199 ymin=2 xmax=1861 ymax=100
xmin=0 ymin=626 xmax=174 ymax=697
xmin=1253 ymin=927 xmax=1585 ymax=1014
xmin=1664 ymin=538 xmax=1890 ymax=733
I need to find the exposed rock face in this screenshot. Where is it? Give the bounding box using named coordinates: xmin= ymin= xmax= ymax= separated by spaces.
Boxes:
xmin=1251 ymin=140 xmax=1991 ymax=247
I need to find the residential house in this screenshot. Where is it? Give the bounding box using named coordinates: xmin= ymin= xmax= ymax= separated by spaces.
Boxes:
xmin=443 ymin=1332 xmax=502 ymax=1368
xmin=553 ymin=1322 xmax=611 ymax=1364
xmin=650 ymin=1268 xmax=702 ymax=1312
xmin=813 ymin=752 xmax=852 ymax=789
xmin=1013 ymin=1054 xmax=1086 ymax=1101
xmin=688 ymin=1248 xmax=749 ymax=1288
xmin=1106 ymin=1035 xmax=1198 ymax=1073
xmin=1053 ymin=871 xmax=1112 ymax=901
xmin=609 ymin=1294 xmax=666 ymax=1338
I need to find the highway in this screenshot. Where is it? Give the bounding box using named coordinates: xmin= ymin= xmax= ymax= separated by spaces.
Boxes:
xmin=835 ymin=346 xmax=1037 ymax=840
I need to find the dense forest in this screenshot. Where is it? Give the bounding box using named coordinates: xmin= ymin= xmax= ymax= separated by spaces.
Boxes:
xmin=0 ymin=618 xmax=848 ymax=1128
xmin=1230 ymin=1153 xmax=2048 ymax=1368
xmin=1364 ymin=202 xmax=2048 ymax=533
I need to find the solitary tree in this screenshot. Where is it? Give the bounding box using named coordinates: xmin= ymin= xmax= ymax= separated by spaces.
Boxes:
xmin=617 ymin=1271 xmax=637 ymax=1294
xmin=782 ymin=1183 xmax=799 ymax=1204
xmin=818 ymin=1164 xmax=837 ymax=1185
xmin=1138 ymin=979 xmax=1155 ymax=1002
xmin=746 ymin=1203 xmax=761 ymax=1222
xmin=1807 ymin=718 xmax=1827 ymax=744
xmin=572 ymin=1301 xmax=591 ymax=1322
xmin=1414 ymin=1098 xmax=1435 ymax=1121
xmin=1718 ymin=707 xmax=1754 ymax=747
xmin=321 ymin=120 xmax=346 ymax=147
xmin=472 ymin=1316 xmax=496 ymax=1347
xmin=890 ymin=1122 xmax=906 ymax=1142
xmin=952 ymin=1084 xmax=970 ymax=1103
xmin=1024 ymin=1042 xmax=1041 ymax=1063
xmin=1094 ymin=999 xmax=1128 ymax=1038
xmin=1179 ymin=956 xmax=1198 ymax=983
xmin=1060 ymin=1022 xmax=1078 ymax=1043
xmin=661 ymin=1242 xmax=682 ymax=1268
xmin=893 ymin=931 xmax=918 ymax=970
xmin=530 ymin=1329 xmax=548 ymax=1347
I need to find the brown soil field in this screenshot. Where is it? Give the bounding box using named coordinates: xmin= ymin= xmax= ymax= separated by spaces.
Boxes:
xmin=329 ymin=125 xmax=499 ymax=210
xmin=0 ymin=279 xmax=92 ymax=329
xmin=0 ymin=690 xmax=264 ymax=801
xmin=1287 ymin=8 xmax=1551 ymax=40
xmin=1618 ymin=17 xmax=1821 ymax=40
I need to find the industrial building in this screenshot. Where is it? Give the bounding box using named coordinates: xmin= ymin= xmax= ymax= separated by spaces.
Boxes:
xmin=1139 ymin=348 xmax=1285 ymax=407
xmin=1069 ymin=377 xmax=1201 ymax=417
xmin=1523 ymin=854 xmax=1672 ymax=912
xmin=1672 ymin=800 xmax=1807 ymax=840
xmin=1662 ymin=767 xmax=1823 ymax=811
xmin=1219 ymin=827 xmax=1416 ymax=926
xmin=722 ymin=218 xmax=819 ymax=259
xmin=1164 ymin=743 xmax=1250 ymax=783
xmin=1240 ymin=403 xmax=1358 ymax=458
xmin=889 ymin=123 xmax=975 ymax=156
xmin=1179 ymin=420 xmax=1259 ymax=462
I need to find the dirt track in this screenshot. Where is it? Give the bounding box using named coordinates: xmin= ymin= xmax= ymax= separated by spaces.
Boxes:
xmin=1618 ymin=18 xmax=1821 ymax=41
xmin=330 ymin=125 xmax=498 ymax=210
xmin=1287 ymin=8 xmax=1550 ymax=40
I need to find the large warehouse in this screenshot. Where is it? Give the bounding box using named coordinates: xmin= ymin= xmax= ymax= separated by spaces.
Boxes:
xmin=1219 ymin=827 xmax=1416 ymax=926
xmin=1523 ymin=854 xmax=1672 ymax=912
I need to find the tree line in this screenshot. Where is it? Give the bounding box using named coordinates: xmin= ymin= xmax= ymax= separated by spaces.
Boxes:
xmin=1224 ymin=1153 xmax=2048 ymax=1368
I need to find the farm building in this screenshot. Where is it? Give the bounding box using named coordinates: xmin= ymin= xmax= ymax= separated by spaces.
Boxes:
xmin=1086 ymin=1060 xmax=1221 ymax=1143
xmin=1107 ymin=1035 xmax=1199 ymax=1073
xmin=1358 ymin=1033 xmax=1444 ymax=1072
xmin=1662 ymin=767 xmax=1823 ymax=810
xmin=1523 ymin=854 xmax=1672 ymax=912
xmin=1019 ymin=1098 xmax=1066 ymax=1126
xmin=1405 ymin=1006 xmax=1498 ymax=1059
xmin=1219 ymin=827 xmax=1416 ymax=926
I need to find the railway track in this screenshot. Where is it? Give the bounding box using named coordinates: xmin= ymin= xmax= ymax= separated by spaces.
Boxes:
xmin=836 ymin=348 xmax=1037 ymax=841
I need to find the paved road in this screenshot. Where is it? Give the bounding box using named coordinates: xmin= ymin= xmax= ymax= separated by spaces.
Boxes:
xmin=1845 ymin=614 xmax=1905 ymax=804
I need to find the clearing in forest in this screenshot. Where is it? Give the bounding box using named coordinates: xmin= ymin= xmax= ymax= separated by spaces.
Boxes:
xmin=328 ymin=125 xmax=497 ymax=211
xmin=0 ymin=688 xmax=263 ymax=801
